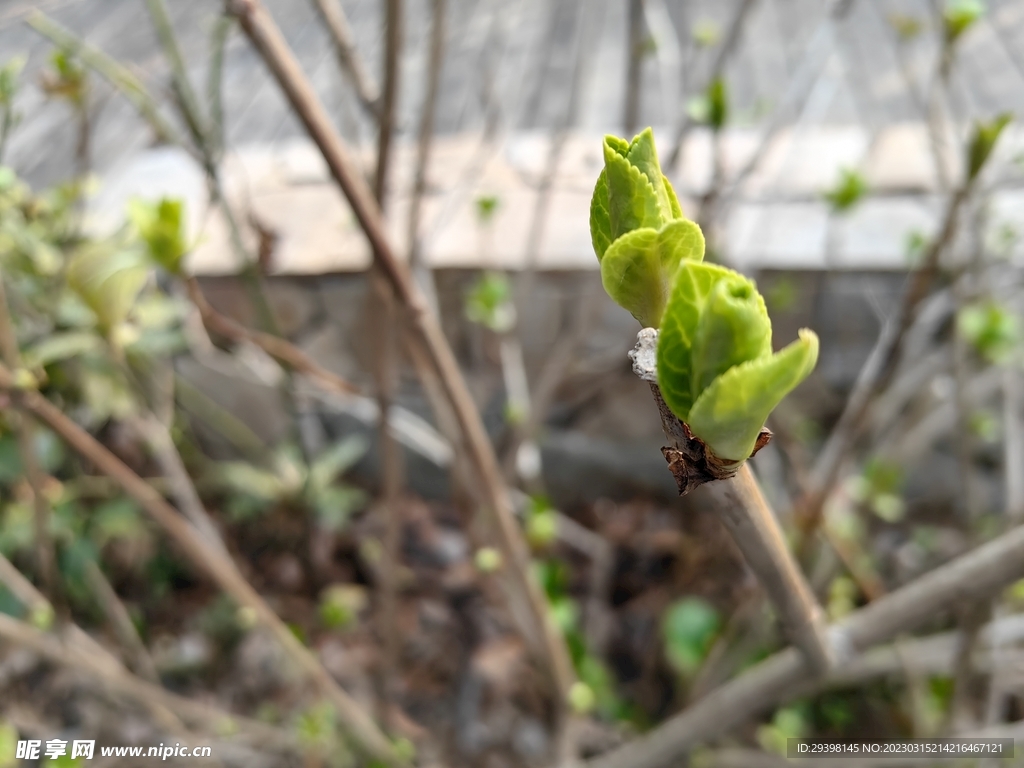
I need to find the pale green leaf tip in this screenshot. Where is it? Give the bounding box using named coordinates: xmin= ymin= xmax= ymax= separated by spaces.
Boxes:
xmin=687 ymin=328 xmax=819 ymax=462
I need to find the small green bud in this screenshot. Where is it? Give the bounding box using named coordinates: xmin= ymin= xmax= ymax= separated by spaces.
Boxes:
xmin=474 ymin=546 xmax=503 ymax=573
xmin=568 ymin=681 xmax=596 ymax=714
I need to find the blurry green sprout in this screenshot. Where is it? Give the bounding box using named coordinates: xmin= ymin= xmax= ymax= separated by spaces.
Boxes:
xmin=662 ymin=597 xmax=719 ymax=676
xmin=590 ymin=129 xmax=819 ymax=461
xmin=319 ymin=583 xmax=368 ymax=630
xmin=848 ymin=458 xmax=905 ymax=523
xmin=888 ymin=14 xmax=923 ymax=41
xmin=685 ymin=78 xmax=728 ymax=131
xmin=0 ymin=57 xmax=25 ymax=158
xmin=827 ymin=575 xmax=858 ymax=621
xmin=475 ymin=194 xmax=500 ymax=223
xmin=41 ymin=50 xmax=88 ymax=107
xmin=958 ymin=300 xmax=1020 ymax=364
xmin=905 ymin=230 xmax=928 ymax=265
xmin=525 ymin=495 xmax=558 ymax=548
xmin=691 ymin=19 xmax=721 ymax=47
xmin=970 ymin=409 xmax=1000 ymax=443
xmin=757 ymin=704 xmax=810 ymax=756
xmin=474 ymin=546 xmax=503 ymax=573
xmin=824 ymin=168 xmax=867 ymax=213
xmin=943 ymin=0 xmax=985 ymax=46
xmin=568 ymin=681 xmax=597 ymax=714
xmin=128 ymin=196 xmax=189 ymax=274
xmin=967 ymin=113 xmax=1011 ymax=181
xmin=465 ymin=270 xmax=515 ymax=332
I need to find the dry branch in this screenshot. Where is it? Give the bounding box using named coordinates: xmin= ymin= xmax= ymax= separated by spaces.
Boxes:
xmin=224 ymin=0 xmax=575 ymax=705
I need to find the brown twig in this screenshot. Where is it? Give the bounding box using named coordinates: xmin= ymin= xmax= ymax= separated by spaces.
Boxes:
xmin=225 ymin=0 xmax=575 ymax=705
xmin=623 ymin=0 xmax=646 ymax=135
xmin=587 ymin=519 xmax=1024 ymax=768
xmin=406 ymin=0 xmax=446 ymax=307
xmin=82 ymin=559 xmax=160 ymax=683
xmin=0 ymin=365 xmax=408 ymax=768
xmin=186 ymin=277 xmax=358 ymax=395
xmin=311 ymin=0 xmax=380 ymax=118
xmin=370 ymin=0 xmax=405 ymax=717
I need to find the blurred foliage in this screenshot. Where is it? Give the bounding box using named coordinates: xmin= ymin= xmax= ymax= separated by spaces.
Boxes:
xmin=824 ymin=168 xmax=867 ymax=214
xmin=958 ymin=300 xmax=1020 ymax=364
xmin=210 ymin=438 xmax=367 ymax=527
xmin=691 ymin=19 xmax=720 ymax=48
xmin=943 ymin=0 xmax=985 ymax=46
xmin=849 ymin=458 xmax=906 ymax=523
xmin=474 ymin=194 xmax=500 ymax=224
xmin=888 ymin=14 xmax=924 ymax=41
xmin=465 ymin=270 xmax=515 ymax=332
xmin=757 ymin=702 xmax=810 ymax=755
xmin=318 ymin=583 xmax=367 ymax=630
xmin=687 ymin=78 xmax=728 ymax=131
xmin=662 ymin=597 xmax=720 ymax=676
xmin=967 ymin=113 xmax=1011 ymax=182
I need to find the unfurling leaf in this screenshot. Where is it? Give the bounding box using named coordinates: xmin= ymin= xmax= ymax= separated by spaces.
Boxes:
xmin=967 ymin=113 xmax=1011 ymax=181
xmin=600 ymin=219 xmax=704 ymax=328
xmin=943 ymin=0 xmax=985 ymax=45
xmin=66 ymin=244 xmax=148 ymax=332
xmin=590 ymin=128 xmax=819 ymax=464
xmin=128 ymin=196 xmax=189 ymax=273
xmin=686 ymin=329 xmax=819 ymax=461
xmin=824 ymin=168 xmax=867 ymax=213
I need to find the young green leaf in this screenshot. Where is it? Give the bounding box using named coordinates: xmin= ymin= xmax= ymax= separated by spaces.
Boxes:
xmin=689 ymin=275 xmax=772 ymax=400
xmin=600 ymin=218 xmax=704 ymax=328
xmin=687 ymin=329 xmax=819 ymax=461
xmin=656 ymin=260 xmax=739 ymax=419
xmin=967 ymin=113 xmax=1011 ymax=182
xmin=128 ymin=196 xmax=188 ymax=273
xmin=706 ymin=78 xmax=728 ymax=132
xmin=943 ymin=0 xmax=985 ymax=45
xmin=590 ymin=128 xmax=683 ymax=260
xmin=824 ymin=168 xmax=867 ymax=213
xmin=66 ymin=244 xmax=148 ymax=332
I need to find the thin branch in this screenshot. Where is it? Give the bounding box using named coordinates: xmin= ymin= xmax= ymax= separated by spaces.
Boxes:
xmin=703 ymin=465 xmax=834 ymax=673
xmin=130 ymin=411 xmax=228 ymax=555
xmin=587 ymin=520 xmax=1024 ymax=768
xmin=25 ymin=12 xmax=188 ymax=151
xmin=406 ymin=0 xmax=446 ymax=308
xmin=631 ymin=330 xmax=833 ymax=673
xmin=311 ymin=0 xmax=380 ymax=118
xmin=0 ymin=365 xmax=408 ymax=768
xmin=186 ymin=277 xmax=358 ymax=395
xmin=0 ymin=613 xmax=294 ymax=752
xmin=82 ymin=559 xmax=161 ymax=683
xmin=225 ymin=0 xmax=575 ymax=703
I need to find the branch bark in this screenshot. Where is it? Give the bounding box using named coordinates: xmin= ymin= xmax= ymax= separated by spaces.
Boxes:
xmin=587 ymin=519 xmax=1024 ymax=768
xmin=312 ymin=0 xmax=380 ymax=118
xmin=224 ymin=0 xmax=575 ymax=704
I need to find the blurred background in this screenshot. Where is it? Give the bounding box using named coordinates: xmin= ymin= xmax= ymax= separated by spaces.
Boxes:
xmin=1 ymin=0 xmax=1024 ymax=765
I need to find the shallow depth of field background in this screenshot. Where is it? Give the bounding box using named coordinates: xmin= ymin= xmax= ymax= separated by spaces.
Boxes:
xmin=2 ymin=0 xmax=1024 ymax=766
